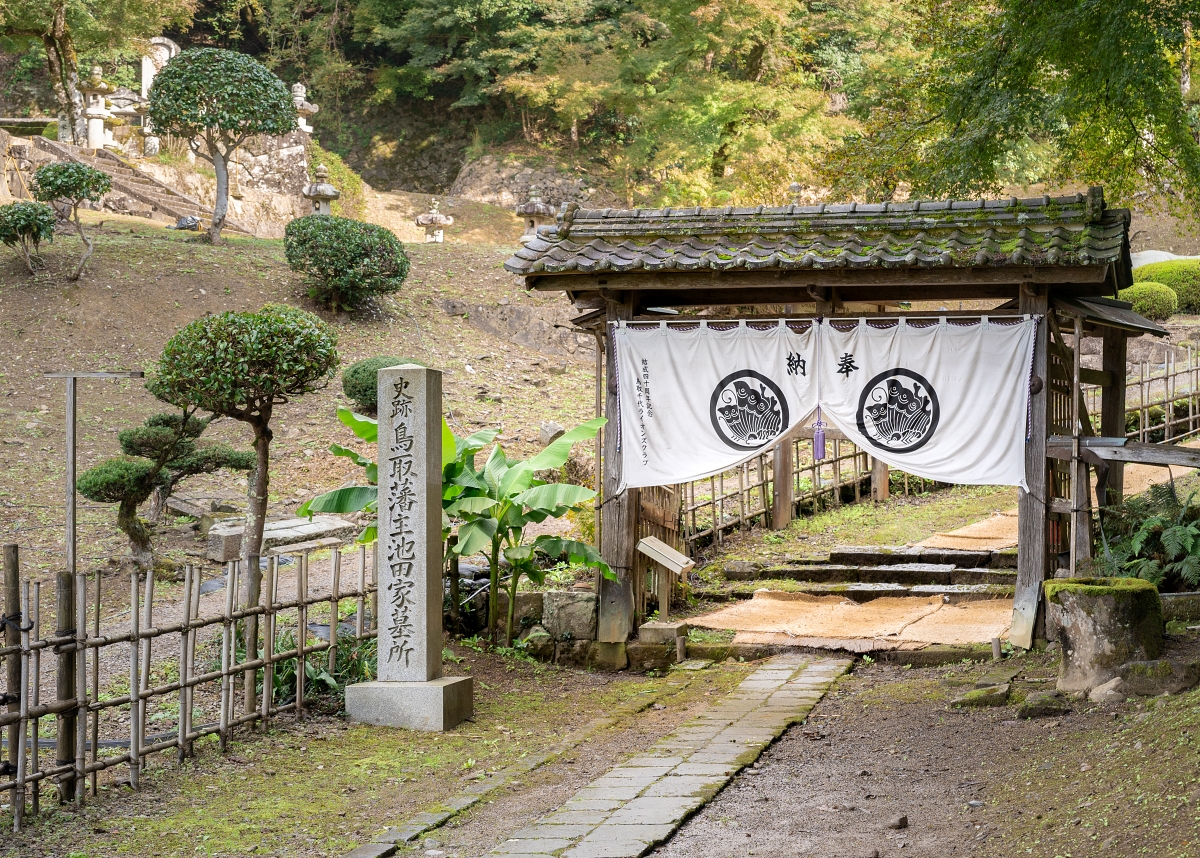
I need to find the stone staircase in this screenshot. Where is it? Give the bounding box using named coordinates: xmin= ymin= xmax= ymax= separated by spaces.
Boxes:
xmin=31 ymin=137 xmax=253 ymax=237
xmin=706 ymin=544 xmax=1017 ymax=603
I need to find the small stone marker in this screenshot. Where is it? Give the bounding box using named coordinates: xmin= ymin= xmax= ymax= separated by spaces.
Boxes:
xmin=345 ymin=365 xmax=473 ymax=731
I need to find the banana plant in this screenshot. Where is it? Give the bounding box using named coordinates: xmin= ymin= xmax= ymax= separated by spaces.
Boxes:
xmin=299 ymin=408 xmax=611 ymax=645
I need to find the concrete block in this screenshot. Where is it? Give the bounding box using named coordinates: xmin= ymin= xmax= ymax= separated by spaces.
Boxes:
xmin=496 ymin=591 xmax=545 ymax=625
xmin=345 ymin=676 xmax=473 ymax=731
xmin=206 ymin=523 xmax=243 ymax=562
xmin=638 ymin=621 xmax=689 ymax=645
xmin=544 ymin=591 xmax=597 ymax=641
xmin=556 ymin=640 xmax=591 ymax=668
xmin=588 ymin=642 xmax=628 ymax=671
xmin=626 ymin=641 xmax=674 ymax=673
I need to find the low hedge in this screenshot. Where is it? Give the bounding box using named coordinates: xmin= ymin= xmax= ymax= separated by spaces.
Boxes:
xmin=1132 ymin=259 xmax=1200 ymax=313
xmin=1118 ymin=282 xmax=1177 ymax=321
xmin=284 ymin=215 xmax=410 ymax=313
xmin=343 ymin=356 xmax=424 ymax=412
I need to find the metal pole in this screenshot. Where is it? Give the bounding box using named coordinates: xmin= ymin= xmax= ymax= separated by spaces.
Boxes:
xmin=43 ymin=369 xmax=142 ymax=804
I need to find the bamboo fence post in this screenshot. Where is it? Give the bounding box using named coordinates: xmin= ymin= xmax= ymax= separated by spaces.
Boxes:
xmin=128 ymin=571 xmax=140 ymax=789
xmin=261 ymin=557 xmax=276 ymax=725
xmin=220 ymin=560 xmax=238 ymax=751
xmin=4 ymin=544 xmax=18 ymax=817
xmin=296 ymin=553 xmax=307 ymax=717
xmin=329 ymin=547 xmax=341 ymax=676
xmin=14 ymin=580 xmax=30 ymax=832
xmin=74 ymin=571 xmax=86 ymax=806
xmin=178 ymin=565 xmax=192 ymax=763
xmin=356 ymin=547 xmax=366 ymax=640
xmin=30 ymin=581 xmax=40 ymax=815
xmin=90 ymin=575 xmax=100 ymax=795
xmin=139 ymin=573 xmax=153 ymax=769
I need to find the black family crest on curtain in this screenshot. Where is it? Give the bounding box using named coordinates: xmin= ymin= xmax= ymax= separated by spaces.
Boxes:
xmin=709 ymin=370 xmax=789 ymax=451
xmin=856 ymin=368 xmax=940 ymax=453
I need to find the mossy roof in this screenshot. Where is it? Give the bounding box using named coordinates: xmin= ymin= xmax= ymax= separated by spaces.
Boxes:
xmin=504 ymin=187 xmax=1131 ymax=283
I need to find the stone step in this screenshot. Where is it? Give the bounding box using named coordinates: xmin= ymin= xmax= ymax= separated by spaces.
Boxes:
xmin=722 ymin=561 xmax=1016 ymax=586
xmin=695 ymin=581 xmax=1015 ymax=604
xmin=828 ymin=545 xmax=1009 ymax=568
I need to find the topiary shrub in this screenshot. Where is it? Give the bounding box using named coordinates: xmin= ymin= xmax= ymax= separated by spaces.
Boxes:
xmin=0 ymin=200 xmax=56 ymax=274
xmin=1118 ymin=281 xmax=1178 ymax=321
xmin=284 ymin=215 xmax=411 ymax=313
xmin=342 ymin=356 xmax=424 ymax=412
xmin=32 ymin=161 xmax=112 ymax=280
xmin=1133 ymin=260 xmax=1200 ymax=313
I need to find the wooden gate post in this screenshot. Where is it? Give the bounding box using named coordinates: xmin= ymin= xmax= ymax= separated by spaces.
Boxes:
xmin=1012 ymin=286 xmax=1050 ymax=649
xmin=598 ymin=295 xmax=636 ymax=642
xmin=871 ymin=457 xmax=890 ymax=503
xmin=771 ymin=438 xmax=794 ymax=529
xmin=1100 ymin=327 xmax=1128 ymax=502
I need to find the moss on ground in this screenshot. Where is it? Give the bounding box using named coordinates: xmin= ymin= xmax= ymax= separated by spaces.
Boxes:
xmin=702 ymin=484 xmax=1017 ymax=565
xmin=2 ymin=648 xmax=752 ymax=858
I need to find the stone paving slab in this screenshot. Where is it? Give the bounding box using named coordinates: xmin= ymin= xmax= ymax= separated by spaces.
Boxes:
xmin=481 ymin=656 xmax=851 ymax=858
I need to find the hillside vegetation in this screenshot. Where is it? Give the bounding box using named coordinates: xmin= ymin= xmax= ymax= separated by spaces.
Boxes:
xmin=0 ymin=201 xmax=591 ymax=578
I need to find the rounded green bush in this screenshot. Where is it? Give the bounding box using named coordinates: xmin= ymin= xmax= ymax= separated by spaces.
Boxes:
xmin=284 ymin=215 xmax=410 ymax=313
xmin=76 ymin=457 xmax=164 ymax=505
xmin=1133 ymin=260 xmax=1200 ymax=313
xmin=342 ymin=356 xmax=425 ymax=412
xmin=1119 ymin=282 xmax=1177 ymax=321
xmin=32 ymin=162 xmax=112 ymax=210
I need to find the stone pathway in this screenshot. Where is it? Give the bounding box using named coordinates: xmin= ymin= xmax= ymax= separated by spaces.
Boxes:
xmin=481 ymin=655 xmax=851 ymax=858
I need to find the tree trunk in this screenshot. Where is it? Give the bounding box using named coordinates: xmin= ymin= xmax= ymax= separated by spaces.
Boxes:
xmin=69 ymin=203 xmax=93 ymax=280
xmin=117 ymin=498 xmax=154 ymax=574
xmin=505 ymin=568 xmax=520 ymax=647
xmin=241 ymin=422 xmax=272 ymax=570
xmin=42 ymin=3 xmax=84 ymax=145
xmin=487 ymin=538 xmax=501 ymax=646
xmin=210 ymin=149 xmax=230 ymax=244
xmin=1185 ymin=20 xmax=1193 ymax=98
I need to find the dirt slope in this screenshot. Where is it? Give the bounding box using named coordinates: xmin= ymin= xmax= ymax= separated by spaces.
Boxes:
xmin=0 ymin=207 xmax=592 ymax=583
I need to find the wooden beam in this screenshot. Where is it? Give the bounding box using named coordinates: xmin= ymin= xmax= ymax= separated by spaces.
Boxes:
xmin=526 ymin=265 xmax=1111 ymax=294
xmin=871 ymin=457 xmax=890 ymax=503
xmin=1046 ymin=437 xmax=1200 ymax=468
xmin=598 ymin=294 xmax=637 ymax=642
xmin=1013 ymin=283 xmax=1050 ymax=649
xmin=1100 ymin=328 xmax=1127 ymax=502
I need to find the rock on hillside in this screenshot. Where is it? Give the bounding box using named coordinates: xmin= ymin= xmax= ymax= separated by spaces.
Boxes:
xmin=450 ymin=155 xmax=615 ymax=209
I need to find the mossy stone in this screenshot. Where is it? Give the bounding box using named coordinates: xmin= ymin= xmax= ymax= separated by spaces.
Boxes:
xmin=1045 ymin=577 xmax=1164 ymax=693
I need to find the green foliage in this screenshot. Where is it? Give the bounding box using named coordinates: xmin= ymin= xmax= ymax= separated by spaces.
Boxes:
xmin=1089 ymin=482 xmax=1200 ymax=591
xmin=341 ymin=356 xmax=423 ymax=412
xmin=1118 ymin=282 xmax=1178 ymax=321
xmin=76 ymin=457 xmax=164 ymax=506
xmin=31 ymin=161 xmax=111 ymax=209
xmin=283 ymin=215 xmax=410 ymax=313
xmin=31 ymin=160 xmax=112 ymax=278
xmin=1133 ymin=260 xmax=1200 ymax=314
xmin=299 ymin=408 xmax=610 ymax=645
xmin=305 ymin=140 xmax=366 ymax=220
xmin=154 ymin=304 xmax=338 ymax=561
xmin=76 ymin=409 xmax=253 ymax=571
xmin=153 ymin=304 xmax=339 ymax=423
xmin=0 ymin=200 xmax=55 ymax=273
xmin=822 ymin=1 xmax=1200 ymax=216
xmin=148 ymin=48 xmax=297 ymax=143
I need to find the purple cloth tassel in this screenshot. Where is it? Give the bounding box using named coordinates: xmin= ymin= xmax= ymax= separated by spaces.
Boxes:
xmin=813 ymin=406 xmax=826 ymax=461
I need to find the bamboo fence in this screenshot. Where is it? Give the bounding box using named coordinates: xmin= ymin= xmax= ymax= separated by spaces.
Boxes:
xmin=1 ymin=542 xmax=376 ymax=832
xmin=1083 ymin=346 xmax=1200 ymax=443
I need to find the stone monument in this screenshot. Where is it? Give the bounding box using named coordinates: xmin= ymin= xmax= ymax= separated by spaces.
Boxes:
xmin=416 ymin=199 xmax=454 ymax=242
xmin=345 ymin=365 xmax=473 ymax=730
xmin=515 ymin=184 xmax=556 ymax=243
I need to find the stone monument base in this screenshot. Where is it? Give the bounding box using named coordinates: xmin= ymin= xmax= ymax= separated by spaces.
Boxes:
xmin=345 ymin=677 xmax=473 ymax=731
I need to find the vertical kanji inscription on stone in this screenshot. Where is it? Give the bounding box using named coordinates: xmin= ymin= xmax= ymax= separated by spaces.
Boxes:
xmin=377 ymin=365 xmax=443 ymax=683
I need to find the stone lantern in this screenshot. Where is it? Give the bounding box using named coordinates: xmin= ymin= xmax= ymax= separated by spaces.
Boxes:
xmin=79 ymin=66 xmax=116 ymax=151
xmin=515 ymin=185 xmax=556 ymax=243
xmin=292 ymin=83 xmax=320 ymax=134
xmin=302 ymin=164 xmax=340 ymax=215
xmin=416 ymin=199 xmax=454 ymax=243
